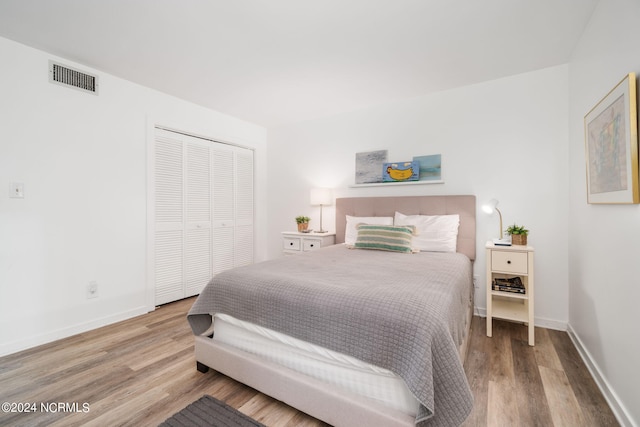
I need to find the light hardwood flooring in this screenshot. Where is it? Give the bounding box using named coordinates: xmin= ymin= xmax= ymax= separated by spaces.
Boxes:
xmin=0 ymin=297 xmax=619 ymax=426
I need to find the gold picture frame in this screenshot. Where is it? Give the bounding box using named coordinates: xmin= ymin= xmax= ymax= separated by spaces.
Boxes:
xmin=584 ymin=73 xmax=639 ymax=204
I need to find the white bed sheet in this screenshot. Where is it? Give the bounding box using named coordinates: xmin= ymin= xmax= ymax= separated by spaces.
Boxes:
xmin=213 ymin=313 xmax=420 ymax=416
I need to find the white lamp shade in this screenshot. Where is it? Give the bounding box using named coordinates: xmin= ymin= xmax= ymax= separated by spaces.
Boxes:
xmin=482 ymin=198 xmax=505 ymax=240
xmin=310 ymin=188 xmax=332 ymax=206
xmin=482 ymin=198 xmax=499 ymax=214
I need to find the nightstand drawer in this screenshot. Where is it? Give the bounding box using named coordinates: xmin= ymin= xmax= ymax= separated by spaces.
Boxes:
xmin=283 ymin=238 xmax=301 ymax=251
xmin=491 ymin=250 xmax=528 ymax=274
xmin=303 ymin=239 xmax=322 ymax=251
xmin=282 ymin=232 xmax=335 ymax=254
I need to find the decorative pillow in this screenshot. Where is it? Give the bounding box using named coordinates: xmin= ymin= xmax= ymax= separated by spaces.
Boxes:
xmin=352 ymin=224 xmax=417 ymax=253
xmin=394 ymin=212 xmax=459 ymax=252
xmin=344 ymin=215 xmax=393 ymax=245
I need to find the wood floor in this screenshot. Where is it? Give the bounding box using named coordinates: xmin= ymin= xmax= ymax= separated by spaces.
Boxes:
xmin=0 ymin=297 xmax=618 ymax=427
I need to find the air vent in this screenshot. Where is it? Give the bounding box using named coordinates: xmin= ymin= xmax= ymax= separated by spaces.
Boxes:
xmin=48 ymin=61 xmax=98 ymax=95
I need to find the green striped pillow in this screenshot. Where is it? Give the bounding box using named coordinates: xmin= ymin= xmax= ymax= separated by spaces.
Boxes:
xmin=352 ymin=224 xmax=416 ymax=253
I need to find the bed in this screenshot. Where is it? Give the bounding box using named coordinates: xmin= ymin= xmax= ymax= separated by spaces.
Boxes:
xmin=188 ymin=195 xmax=476 ymax=427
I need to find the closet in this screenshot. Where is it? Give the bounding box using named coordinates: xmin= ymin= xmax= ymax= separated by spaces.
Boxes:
xmin=152 ymin=127 xmax=254 ymax=305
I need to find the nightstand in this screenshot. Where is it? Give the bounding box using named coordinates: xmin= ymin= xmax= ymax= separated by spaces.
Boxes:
xmin=282 ymin=232 xmax=335 ymax=254
xmin=486 ymin=241 xmax=535 ymax=346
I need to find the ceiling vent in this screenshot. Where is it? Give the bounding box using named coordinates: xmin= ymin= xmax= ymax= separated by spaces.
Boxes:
xmin=49 ymin=60 xmax=98 ymax=95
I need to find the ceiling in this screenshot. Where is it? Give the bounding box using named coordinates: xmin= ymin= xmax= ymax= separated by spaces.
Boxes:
xmin=0 ymin=0 xmax=598 ymax=127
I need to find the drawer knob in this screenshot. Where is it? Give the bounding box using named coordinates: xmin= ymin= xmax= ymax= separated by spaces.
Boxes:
xmin=289 ymin=242 xmax=294 ymax=246
xmin=507 ymin=260 xmax=511 ymax=264
xmin=310 ymin=244 xmax=314 ymax=248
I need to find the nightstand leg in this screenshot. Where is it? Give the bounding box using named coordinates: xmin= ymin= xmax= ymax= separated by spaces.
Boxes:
xmin=486 ymin=316 xmax=492 ymax=337
xmin=528 ymin=323 xmax=534 ymax=346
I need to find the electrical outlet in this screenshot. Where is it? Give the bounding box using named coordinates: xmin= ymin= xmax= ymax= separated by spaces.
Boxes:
xmin=87 ymin=281 xmax=98 ymax=299
xmin=9 ymin=181 xmax=24 ymax=199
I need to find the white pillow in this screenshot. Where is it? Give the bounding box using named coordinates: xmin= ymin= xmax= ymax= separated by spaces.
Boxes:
xmin=344 ymin=215 xmax=393 ymax=245
xmin=394 ymin=212 xmax=460 ymax=252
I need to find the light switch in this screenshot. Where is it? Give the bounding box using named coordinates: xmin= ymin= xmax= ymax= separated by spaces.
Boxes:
xmin=10 ymin=182 xmax=24 ymax=199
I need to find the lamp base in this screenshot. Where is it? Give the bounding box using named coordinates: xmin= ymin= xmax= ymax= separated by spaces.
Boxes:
xmin=492 ymin=238 xmax=512 ymax=246
xmin=315 ymin=229 xmax=329 ymax=234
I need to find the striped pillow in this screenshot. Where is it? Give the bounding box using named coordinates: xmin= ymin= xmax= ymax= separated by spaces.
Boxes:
xmin=352 ymin=224 xmax=416 ymax=253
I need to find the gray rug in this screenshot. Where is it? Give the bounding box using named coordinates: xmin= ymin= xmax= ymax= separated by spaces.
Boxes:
xmin=159 ymin=395 xmax=265 ymax=427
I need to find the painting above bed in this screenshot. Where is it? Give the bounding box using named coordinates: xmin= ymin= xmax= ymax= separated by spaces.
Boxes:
xmin=355 ymin=150 xmax=388 ymax=184
xmin=355 ymin=151 xmax=443 ymax=185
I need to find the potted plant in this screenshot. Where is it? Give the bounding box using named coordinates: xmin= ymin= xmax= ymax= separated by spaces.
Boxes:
xmin=506 ymin=223 xmax=529 ymax=246
xmin=295 ymin=216 xmax=310 ymax=232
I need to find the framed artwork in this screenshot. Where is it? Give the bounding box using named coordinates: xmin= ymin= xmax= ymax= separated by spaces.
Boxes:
xmin=584 ymin=73 xmax=639 ymax=204
xmin=355 ymin=150 xmax=387 ymax=184
xmin=413 ymin=154 xmax=442 ymax=181
xmin=382 ymin=161 xmax=419 ymax=182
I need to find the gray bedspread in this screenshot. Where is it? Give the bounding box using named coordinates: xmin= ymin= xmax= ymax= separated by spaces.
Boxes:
xmin=188 ymin=244 xmax=474 ymax=426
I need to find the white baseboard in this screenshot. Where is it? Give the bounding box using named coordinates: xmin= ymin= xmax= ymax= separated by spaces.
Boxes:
xmin=0 ymin=305 xmax=149 ymax=358
xmin=567 ymin=324 xmax=635 ymax=427
xmin=533 ymin=316 xmax=566 ymax=331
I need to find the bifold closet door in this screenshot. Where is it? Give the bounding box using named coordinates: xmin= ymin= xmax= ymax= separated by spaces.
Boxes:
xmin=154 ymin=131 xmax=186 ymax=305
xmin=153 ymin=129 xmax=212 ymax=305
xmin=212 ymin=145 xmax=254 ymax=275
xmin=184 ymin=142 xmax=213 ymax=297
xmin=152 ymin=128 xmax=254 ymax=306
xmin=233 ymin=149 xmax=254 ymax=267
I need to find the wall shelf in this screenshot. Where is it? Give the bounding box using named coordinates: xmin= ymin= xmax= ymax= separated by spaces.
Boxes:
xmin=348 ymin=180 xmax=444 ymax=188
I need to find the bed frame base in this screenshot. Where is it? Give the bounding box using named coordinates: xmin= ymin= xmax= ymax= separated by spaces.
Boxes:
xmin=194 ymin=336 xmax=414 ymax=427
xmin=193 ymin=195 xmax=476 ymax=426
xmin=195 ymin=300 xmax=474 ymax=426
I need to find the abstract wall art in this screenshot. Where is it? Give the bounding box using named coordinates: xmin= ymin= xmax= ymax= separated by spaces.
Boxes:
xmin=584 ymin=73 xmax=639 ymax=204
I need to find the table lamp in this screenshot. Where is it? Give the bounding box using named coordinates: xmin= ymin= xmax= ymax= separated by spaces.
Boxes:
xmin=310 ymin=188 xmax=332 ymax=233
xmin=482 ymin=199 xmax=511 ymax=246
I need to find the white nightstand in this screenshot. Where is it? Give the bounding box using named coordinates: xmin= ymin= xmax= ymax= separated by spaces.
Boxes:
xmin=486 ymin=241 xmax=535 ymax=346
xmin=282 ymin=232 xmax=335 ymax=254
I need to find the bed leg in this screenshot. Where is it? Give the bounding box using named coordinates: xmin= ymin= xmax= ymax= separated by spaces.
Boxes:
xmin=196 ymin=361 xmax=210 ymax=373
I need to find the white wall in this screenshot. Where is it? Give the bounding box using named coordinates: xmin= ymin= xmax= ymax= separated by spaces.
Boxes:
xmin=568 ymin=0 xmax=640 ymax=424
xmin=0 ymin=37 xmax=267 ymax=356
xmin=268 ymin=65 xmax=570 ymax=329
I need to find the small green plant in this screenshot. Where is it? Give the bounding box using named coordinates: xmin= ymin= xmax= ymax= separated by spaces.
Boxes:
xmin=506 ymin=223 xmax=529 ymax=236
xmin=295 ymin=216 xmax=310 ymax=224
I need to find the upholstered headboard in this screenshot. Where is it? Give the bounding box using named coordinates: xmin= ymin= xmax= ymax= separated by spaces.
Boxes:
xmin=335 ymin=195 xmax=476 ymax=261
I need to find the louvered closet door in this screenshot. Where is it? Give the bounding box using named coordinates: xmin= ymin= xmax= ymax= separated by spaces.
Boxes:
xmin=212 ymin=144 xmax=254 ymax=275
xmin=154 ymin=132 xmax=186 ymax=305
xmin=153 ymin=128 xmax=253 ymax=305
xmin=184 ymin=142 xmax=212 ymax=297
xmin=154 ymin=129 xmax=213 ymax=305
xmin=234 ymin=150 xmax=254 ymax=267
xmin=212 ymin=148 xmax=235 ymax=275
